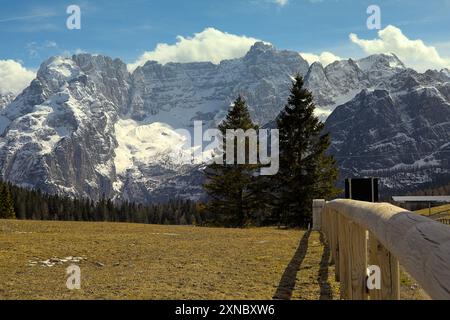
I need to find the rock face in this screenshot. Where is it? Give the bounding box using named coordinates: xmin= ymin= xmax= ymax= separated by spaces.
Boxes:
xmin=0 ymin=42 xmax=448 ymax=202
xmin=325 ymin=68 xmax=450 ymax=195
xmin=304 ymin=53 xmax=406 ymax=118
xmin=129 ymin=42 xmax=309 ymax=128
xmin=0 ymin=93 xmax=15 ymax=110
xmin=0 ymin=55 xmax=129 ymax=200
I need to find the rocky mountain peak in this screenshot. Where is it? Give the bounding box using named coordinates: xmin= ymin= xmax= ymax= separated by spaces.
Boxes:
xmin=357 ymin=53 xmax=406 ymax=72
xmin=37 ymin=56 xmax=81 ymax=84
xmin=309 ymin=61 xmax=324 ymax=70
xmin=246 ymin=41 xmax=275 ymax=55
xmin=243 ymin=42 xmax=308 ymax=71
xmin=72 ymin=53 xmax=129 ymax=76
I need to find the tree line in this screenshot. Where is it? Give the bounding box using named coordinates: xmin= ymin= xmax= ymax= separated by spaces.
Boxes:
xmin=0 ymin=179 xmax=208 ymax=225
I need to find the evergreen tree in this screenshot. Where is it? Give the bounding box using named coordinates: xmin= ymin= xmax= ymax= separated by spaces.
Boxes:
xmin=203 ymin=96 xmax=261 ymax=227
xmin=0 ymin=182 xmax=16 ymax=219
xmin=274 ymin=75 xmax=339 ymax=227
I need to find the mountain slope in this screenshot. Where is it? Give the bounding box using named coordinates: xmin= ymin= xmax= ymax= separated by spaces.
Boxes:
xmin=0 ymin=55 xmax=129 ymax=199
xmin=304 ymin=53 xmax=407 ymax=118
xmin=0 ymin=93 xmax=15 ymax=110
xmin=129 ymin=42 xmax=309 ymax=128
xmin=325 ymin=68 xmax=450 ymax=195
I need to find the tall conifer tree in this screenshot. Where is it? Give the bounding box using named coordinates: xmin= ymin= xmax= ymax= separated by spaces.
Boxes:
xmin=274 ymin=75 xmax=339 ymax=227
xmin=203 ymin=96 xmax=261 ymax=227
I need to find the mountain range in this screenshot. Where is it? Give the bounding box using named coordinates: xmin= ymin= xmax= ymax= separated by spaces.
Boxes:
xmin=1 ymin=42 xmax=449 ymax=202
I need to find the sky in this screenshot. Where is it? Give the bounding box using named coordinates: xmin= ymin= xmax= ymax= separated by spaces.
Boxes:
xmin=0 ymin=0 xmax=450 ymax=94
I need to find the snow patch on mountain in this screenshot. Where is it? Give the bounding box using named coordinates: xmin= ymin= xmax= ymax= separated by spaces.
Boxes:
xmin=114 ymin=119 xmax=195 ymax=175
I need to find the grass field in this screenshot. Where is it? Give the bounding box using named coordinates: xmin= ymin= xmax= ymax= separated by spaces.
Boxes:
xmin=0 ymin=219 xmax=340 ymax=300
xmin=415 ymin=204 xmax=450 ymax=216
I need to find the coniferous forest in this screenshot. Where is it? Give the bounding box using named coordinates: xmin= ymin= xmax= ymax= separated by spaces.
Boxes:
xmin=0 ymin=179 xmax=207 ymax=225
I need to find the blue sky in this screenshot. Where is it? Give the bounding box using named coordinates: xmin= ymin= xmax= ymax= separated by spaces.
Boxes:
xmin=0 ymin=0 xmax=449 ymax=71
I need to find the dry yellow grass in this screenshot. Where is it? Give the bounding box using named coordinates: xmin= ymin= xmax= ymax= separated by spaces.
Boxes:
xmin=0 ymin=219 xmax=340 ymax=300
xmin=415 ymin=204 xmax=450 ymax=216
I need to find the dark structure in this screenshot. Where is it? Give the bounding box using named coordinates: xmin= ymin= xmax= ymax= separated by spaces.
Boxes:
xmin=345 ymin=178 xmax=379 ymax=203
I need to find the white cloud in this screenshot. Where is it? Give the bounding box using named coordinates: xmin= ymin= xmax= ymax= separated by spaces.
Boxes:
xmin=350 ymin=25 xmax=450 ymax=72
xmin=300 ymin=51 xmax=342 ymax=66
xmin=0 ymin=60 xmax=35 ymax=95
xmin=128 ymin=27 xmax=261 ymax=71
xmin=274 ymin=0 xmax=289 ymax=6
xmin=0 ymin=10 xmax=56 ymax=23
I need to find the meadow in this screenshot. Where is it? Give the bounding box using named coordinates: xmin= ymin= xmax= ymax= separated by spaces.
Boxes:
xmin=0 ymin=219 xmax=339 ymax=300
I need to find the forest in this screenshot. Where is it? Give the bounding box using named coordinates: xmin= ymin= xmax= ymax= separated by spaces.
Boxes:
xmin=0 ymin=179 xmax=206 ymax=225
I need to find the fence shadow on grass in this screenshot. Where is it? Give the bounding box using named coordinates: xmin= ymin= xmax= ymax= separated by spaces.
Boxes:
xmin=318 ymin=232 xmax=333 ymax=300
xmin=273 ymin=230 xmax=311 ymax=300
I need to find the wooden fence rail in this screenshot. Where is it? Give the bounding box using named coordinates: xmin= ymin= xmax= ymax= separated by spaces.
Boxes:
xmin=313 ymin=199 xmax=450 ymax=300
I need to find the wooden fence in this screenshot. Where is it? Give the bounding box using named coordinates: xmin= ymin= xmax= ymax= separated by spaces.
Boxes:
xmin=313 ymin=199 xmax=450 ymax=300
xmin=428 ymin=211 xmax=450 ymax=226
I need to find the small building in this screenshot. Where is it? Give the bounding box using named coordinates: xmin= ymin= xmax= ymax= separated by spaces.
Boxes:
xmin=391 ymin=196 xmax=450 ymax=215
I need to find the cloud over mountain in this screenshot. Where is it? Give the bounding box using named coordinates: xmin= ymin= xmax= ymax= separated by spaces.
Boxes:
xmin=300 ymin=51 xmax=341 ymax=66
xmin=0 ymin=60 xmax=35 ymax=95
xmin=128 ymin=28 xmax=261 ymax=71
xmin=350 ymin=25 xmax=450 ymax=72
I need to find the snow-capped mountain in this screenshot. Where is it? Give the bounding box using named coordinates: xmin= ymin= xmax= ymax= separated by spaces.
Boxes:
xmin=325 ymin=68 xmax=450 ymax=195
xmin=0 ymin=55 xmax=129 ymax=200
xmin=0 ymin=43 xmax=309 ymax=202
xmin=129 ymin=42 xmax=309 ymax=128
xmin=0 ymin=42 xmax=448 ymax=202
xmin=304 ymin=53 xmax=406 ymax=117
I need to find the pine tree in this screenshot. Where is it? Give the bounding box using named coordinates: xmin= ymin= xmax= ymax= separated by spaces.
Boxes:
xmin=0 ymin=182 xmax=16 ymax=219
xmin=203 ymin=96 xmax=261 ymax=227
xmin=274 ymin=75 xmax=339 ymax=227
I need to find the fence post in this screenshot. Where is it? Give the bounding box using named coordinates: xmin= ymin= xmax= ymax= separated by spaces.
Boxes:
xmin=331 ymin=210 xmax=340 ymax=281
xmin=368 ymin=232 xmax=400 ymax=300
xmin=313 ymin=199 xmax=325 ymax=231
xmin=327 ymin=209 xmax=337 ymax=265
xmin=348 ymin=222 xmax=368 ymax=300
xmin=338 ymin=214 xmax=350 ymax=299
xmin=328 ymin=209 xmax=335 ymax=265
